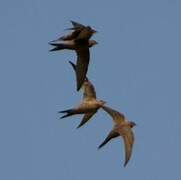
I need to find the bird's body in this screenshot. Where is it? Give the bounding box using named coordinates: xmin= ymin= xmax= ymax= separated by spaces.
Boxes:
xmin=99 ymin=105 xmax=136 ymax=167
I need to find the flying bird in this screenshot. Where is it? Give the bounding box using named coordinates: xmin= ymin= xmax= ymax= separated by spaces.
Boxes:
xmin=98 ymin=105 xmax=136 ymax=167
xmin=59 ymin=61 xmax=105 ymax=128
xmin=49 ymin=21 xmax=97 ymax=91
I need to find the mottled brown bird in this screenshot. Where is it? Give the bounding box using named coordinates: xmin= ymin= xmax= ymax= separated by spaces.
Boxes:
xmin=98 ymin=105 xmax=136 ymax=167
xmin=59 ymin=61 xmax=105 ymax=128
xmin=49 ymin=21 xmax=97 ymax=91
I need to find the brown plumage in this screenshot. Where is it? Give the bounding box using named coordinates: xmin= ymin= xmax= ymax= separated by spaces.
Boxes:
xmin=59 ymin=61 xmax=105 ymax=128
xmin=99 ymin=105 xmax=136 ymax=167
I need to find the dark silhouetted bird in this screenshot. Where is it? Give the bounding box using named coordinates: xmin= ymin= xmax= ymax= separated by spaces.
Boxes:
xmin=49 ymin=21 xmax=97 ymax=91
xmin=98 ymin=105 xmax=136 ymax=167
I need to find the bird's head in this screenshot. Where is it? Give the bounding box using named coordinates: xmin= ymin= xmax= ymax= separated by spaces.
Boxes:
xmin=87 ymin=26 xmax=97 ymax=34
xmin=99 ymin=100 xmax=106 ymax=105
xmin=129 ymin=121 xmax=136 ymax=128
xmin=88 ymin=40 xmax=98 ymax=47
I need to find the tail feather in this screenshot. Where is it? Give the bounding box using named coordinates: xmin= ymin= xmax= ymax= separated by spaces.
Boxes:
xmin=60 ymin=113 xmax=73 ymax=119
xmin=49 ymin=43 xmax=67 ymax=52
xmin=58 ymin=109 xmax=75 ymax=119
xmin=49 ymin=46 xmax=62 ymax=52
xmin=58 ymin=109 xmax=73 ymax=113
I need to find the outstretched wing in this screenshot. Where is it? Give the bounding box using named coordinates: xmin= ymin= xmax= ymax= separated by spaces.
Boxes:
xmin=121 ymin=127 xmax=135 ymax=167
xmin=98 ymin=130 xmax=119 ymax=149
xmin=58 ymin=30 xmax=81 ymax=41
xmin=102 ymin=105 xmax=125 ymax=124
xmin=83 ymin=80 xmax=96 ymax=100
xmin=76 ymin=111 xmax=97 ymax=129
xmin=76 ymin=46 xmax=90 ymax=91
xmin=70 ymin=20 xmax=85 ymax=29
xmin=68 ymin=61 xmax=96 ymax=99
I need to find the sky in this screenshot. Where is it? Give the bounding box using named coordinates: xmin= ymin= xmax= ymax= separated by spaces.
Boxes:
xmin=0 ymin=0 xmax=181 ymax=179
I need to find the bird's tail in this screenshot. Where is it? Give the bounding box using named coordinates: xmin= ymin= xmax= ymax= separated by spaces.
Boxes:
xmin=49 ymin=42 xmax=68 ymax=52
xmin=58 ymin=109 xmax=75 ymax=119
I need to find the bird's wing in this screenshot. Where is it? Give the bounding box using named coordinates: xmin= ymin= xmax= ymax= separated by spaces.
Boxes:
xmin=58 ymin=29 xmax=82 ymax=41
xmin=69 ymin=60 xmax=89 ymax=82
xmin=121 ymin=127 xmax=135 ymax=167
xmin=98 ymin=129 xmax=119 ymax=149
xmin=83 ymin=80 xmax=96 ymax=100
xmin=102 ymin=105 xmax=125 ymax=124
xmin=76 ymin=45 xmax=90 ymax=91
xmin=68 ymin=60 xmax=76 ymax=71
xmin=70 ymin=20 xmax=85 ymax=29
xmin=76 ymin=111 xmax=97 ymax=129
xmin=68 ymin=61 xmax=96 ymax=99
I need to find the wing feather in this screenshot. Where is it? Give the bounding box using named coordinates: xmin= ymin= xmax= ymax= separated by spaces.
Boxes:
xmin=121 ymin=128 xmax=134 ymax=167
xmin=102 ymin=105 xmax=125 ymax=124
xmin=76 ymin=46 xmax=90 ymax=91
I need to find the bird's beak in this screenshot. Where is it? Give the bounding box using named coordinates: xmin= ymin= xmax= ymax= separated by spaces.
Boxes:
xmin=133 ymin=122 xmax=137 ymax=126
xmin=101 ymin=100 xmax=106 ymax=105
xmin=92 ymin=29 xmax=97 ymax=34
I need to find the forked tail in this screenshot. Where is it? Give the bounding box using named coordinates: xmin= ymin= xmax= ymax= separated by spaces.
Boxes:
xmin=58 ymin=109 xmax=75 ymax=119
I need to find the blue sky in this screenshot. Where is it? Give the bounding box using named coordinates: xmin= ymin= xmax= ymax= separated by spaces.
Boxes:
xmin=0 ymin=0 xmax=181 ymax=179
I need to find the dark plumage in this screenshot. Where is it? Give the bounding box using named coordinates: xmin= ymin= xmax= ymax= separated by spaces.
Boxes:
xmin=49 ymin=21 xmax=97 ymax=90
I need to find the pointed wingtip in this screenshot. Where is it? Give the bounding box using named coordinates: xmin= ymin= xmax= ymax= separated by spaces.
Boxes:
xmin=68 ymin=61 xmax=76 ymax=71
xmin=76 ymin=125 xmax=81 ymax=129
xmin=70 ymin=20 xmax=85 ymax=28
xmin=77 ymin=82 xmax=84 ymax=91
xmin=68 ymin=60 xmax=73 ymax=64
xmin=70 ymin=20 xmax=77 ymax=25
xmin=123 ymin=161 xmax=128 ymax=167
xmin=98 ymin=143 xmax=104 ymax=149
xmin=123 ymin=163 xmax=127 ymax=167
xmin=97 ymin=146 xmax=101 ymax=150
xmin=76 ymin=86 xmax=81 ymax=91
xmin=76 ymin=121 xmax=84 ymax=129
